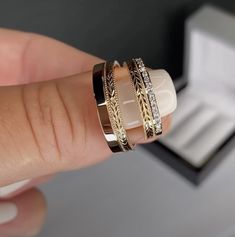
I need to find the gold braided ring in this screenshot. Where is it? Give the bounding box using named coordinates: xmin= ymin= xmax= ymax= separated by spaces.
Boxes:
xmin=125 ymin=59 xmax=155 ymax=139
xmin=105 ymin=61 xmax=133 ymax=151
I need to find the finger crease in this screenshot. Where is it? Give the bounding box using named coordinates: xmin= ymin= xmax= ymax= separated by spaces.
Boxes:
xmin=21 ymin=85 xmax=44 ymax=160
xmin=55 ymin=83 xmax=74 ymax=143
xmin=49 ymin=107 xmax=62 ymax=160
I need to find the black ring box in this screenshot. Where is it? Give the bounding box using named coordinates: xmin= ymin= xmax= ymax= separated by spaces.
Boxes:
xmin=143 ymin=5 xmax=235 ymax=185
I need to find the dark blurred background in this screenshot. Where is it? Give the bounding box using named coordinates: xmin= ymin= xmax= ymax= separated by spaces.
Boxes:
xmin=0 ymin=0 xmax=234 ymax=79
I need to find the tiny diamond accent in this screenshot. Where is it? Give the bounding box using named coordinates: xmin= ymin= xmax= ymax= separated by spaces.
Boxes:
xmin=143 ymin=71 xmax=148 ymax=77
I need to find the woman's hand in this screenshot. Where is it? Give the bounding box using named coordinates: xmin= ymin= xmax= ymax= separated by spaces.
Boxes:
xmin=0 ymin=28 xmax=171 ymax=236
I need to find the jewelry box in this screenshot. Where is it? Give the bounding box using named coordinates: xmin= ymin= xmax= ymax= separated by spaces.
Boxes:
xmin=144 ymin=5 xmax=235 ymax=185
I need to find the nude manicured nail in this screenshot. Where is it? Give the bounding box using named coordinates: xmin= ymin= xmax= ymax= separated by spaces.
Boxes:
xmin=149 ymin=69 xmax=177 ymax=117
xmin=0 ymin=180 xmax=30 ymax=197
xmin=0 ymin=202 xmax=18 ymax=224
xmin=117 ymin=68 xmax=177 ymax=129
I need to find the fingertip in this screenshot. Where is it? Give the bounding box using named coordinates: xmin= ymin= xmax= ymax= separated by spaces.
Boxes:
xmin=0 ymin=188 xmax=47 ymax=236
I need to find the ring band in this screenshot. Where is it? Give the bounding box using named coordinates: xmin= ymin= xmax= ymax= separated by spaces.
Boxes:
xmin=134 ymin=58 xmax=162 ymax=135
xmin=93 ymin=58 xmax=161 ymax=152
xmin=125 ymin=58 xmax=162 ymax=138
xmin=93 ymin=62 xmax=122 ymax=152
xmin=125 ymin=59 xmax=155 ymax=139
xmin=93 ymin=61 xmax=133 ymax=152
xmin=105 ymin=61 xmax=133 ymax=151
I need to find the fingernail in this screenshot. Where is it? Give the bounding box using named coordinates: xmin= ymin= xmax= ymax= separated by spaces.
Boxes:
xmin=149 ymin=69 xmax=177 ymax=117
xmin=0 ymin=179 xmax=30 ymax=197
xmin=0 ymin=202 xmax=18 ymax=224
xmin=117 ymin=68 xmax=177 ymax=129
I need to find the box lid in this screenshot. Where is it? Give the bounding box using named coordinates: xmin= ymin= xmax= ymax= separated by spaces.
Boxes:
xmin=184 ymin=5 xmax=235 ymax=117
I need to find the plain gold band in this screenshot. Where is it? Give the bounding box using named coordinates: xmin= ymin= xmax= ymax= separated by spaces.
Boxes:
xmin=93 ymin=61 xmax=133 ymax=152
xmin=93 ymin=62 xmax=123 ymax=152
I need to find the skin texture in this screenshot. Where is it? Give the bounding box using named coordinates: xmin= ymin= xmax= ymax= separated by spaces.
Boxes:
xmin=0 ymin=28 xmax=172 ymax=236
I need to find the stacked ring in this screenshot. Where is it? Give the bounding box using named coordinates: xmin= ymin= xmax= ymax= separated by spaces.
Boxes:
xmin=93 ymin=58 xmax=162 ymax=153
xmin=125 ymin=58 xmax=162 ymax=138
xmin=93 ymin=61 xmax=133 ymax=152
xmin=93 ymin=62 xmax=121 ymax=152
xmin=125 ymin=59 xmax=155 ymax=139
xmin=134 ymin=58 xmax=162 ymax=135
xmin=105 ymin=61 xmax=133 ymax=151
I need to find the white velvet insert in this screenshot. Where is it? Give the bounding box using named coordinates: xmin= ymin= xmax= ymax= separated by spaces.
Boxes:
xmin=160 ymin=90 xmax=235 ymax=167
xmin=183 ymin=115 xmax=235 ymax=166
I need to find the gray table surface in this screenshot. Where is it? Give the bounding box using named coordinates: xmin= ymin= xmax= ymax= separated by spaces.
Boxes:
xmin=39 ymin=146 xmax=235 ymax=237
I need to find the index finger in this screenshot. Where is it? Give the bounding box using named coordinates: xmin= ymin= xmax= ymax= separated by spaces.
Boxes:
xmin=0 ymin=28 xmax=103 ymax=85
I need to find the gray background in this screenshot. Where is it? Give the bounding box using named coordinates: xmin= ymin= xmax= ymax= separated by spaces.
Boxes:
xmin=1 ymin=1 xmax=235 ymax=236
xmin=40 ymin=147 xmax=235 ymax=237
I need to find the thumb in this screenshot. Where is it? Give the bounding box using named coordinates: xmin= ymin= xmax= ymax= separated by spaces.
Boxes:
xmin=0 ymin=67 xmax=175 ymax=186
